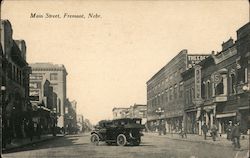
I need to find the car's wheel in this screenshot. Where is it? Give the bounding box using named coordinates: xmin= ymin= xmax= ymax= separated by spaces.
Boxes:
xmin=90 ymin=134 xmax=99 ymax=145
xmin=117 ymin=134 xmax=127 ymax=146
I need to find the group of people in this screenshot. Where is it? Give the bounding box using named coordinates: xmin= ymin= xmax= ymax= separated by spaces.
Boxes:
xmin=201 ymin=121 xmax=241 ymax=149
xmin=201 ymin=123 xmax=218 ymax=141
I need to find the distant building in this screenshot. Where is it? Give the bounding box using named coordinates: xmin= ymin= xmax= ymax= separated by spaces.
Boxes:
xmin=30 ymin=63 xmax=68 ymax=128
xmin=112 ymin=104 xmax=147 ymax=123
xmin=65 ymin=99 xmax=77 ymax=134
xmin=77 ymin=114 xmax=84 ymax=133
xmin=146 ymin=49 xmax=209 ymax=133
xmin=112 ymin=107 xmax=131 ymax=119
xmin=29 ymin=73 xmax=56 ymax=133
xmin=1 ymin=20 xmax=31 ymax=138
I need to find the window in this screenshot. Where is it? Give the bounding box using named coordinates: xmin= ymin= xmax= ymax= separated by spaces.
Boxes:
xmin=201 ymin=82 xmax=205 ymax=99
xmin=50 ymin=73 xmax=58 ymax=80
xmin=230 ymin=74 xmax=236 ymax=94
xmin=237 ymin=67 xmax=247 ymax=84
xmin=165 ymin=89 xmax=168 ymax=102
xmin=179 ymin=82 xmax=183 ymax=98
xmin=174 ymin=84 xmax=178 ymax=99
xmin=215 ymin=79 xmax=224 ymax=95
xmin=169 ymin=87 xmax=173 ymax=100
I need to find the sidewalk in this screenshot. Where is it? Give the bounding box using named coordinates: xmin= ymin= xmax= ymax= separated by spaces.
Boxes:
xmin=145 ymin=132 xmax=249 ymax=150
xmin=2 ymin=134 xmax=64 ymax=153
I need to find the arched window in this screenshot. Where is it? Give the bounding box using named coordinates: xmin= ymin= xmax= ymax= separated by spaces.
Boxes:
xmin=231 ymin=74 xmax=236 ymax=94
xmin=201 ymin=82 xmax=205 ymax=99
xmin=215 ymin=78 xmax=224 ymax=95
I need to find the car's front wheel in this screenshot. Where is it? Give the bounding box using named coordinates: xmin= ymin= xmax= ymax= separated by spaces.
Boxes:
xmin=116 ymin=134 xmax=127 ymax=146
xmin=90 ymin=134 xmax=100 ymax=145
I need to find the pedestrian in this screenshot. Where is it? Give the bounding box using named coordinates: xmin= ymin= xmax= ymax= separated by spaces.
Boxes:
xmin=28 ymin=120 xmax=34 ymax=141
xmin=232 ymin=122 xmax=241 ymax=149
xmin=211 ymin=124 xmax=218 ymax=141
xmin=37 ymin=123 xmax=41 ymax=139
xmin=180 ymin=127 xmax=187 ymax=139
xmin=201 ymin=123 xmax=208 ymax=140
xmin=226 ymin=121 xmax=233 ymax=141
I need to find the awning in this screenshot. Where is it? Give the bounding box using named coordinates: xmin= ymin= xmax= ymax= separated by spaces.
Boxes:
xmin=216 ymin=112 xmax=236 ymax=118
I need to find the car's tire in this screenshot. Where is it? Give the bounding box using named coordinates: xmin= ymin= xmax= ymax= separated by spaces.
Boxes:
xmin=117 ymin=134 xmax=127 ymax=146
xmin=90 ymin=134 xmax=100 ymax=145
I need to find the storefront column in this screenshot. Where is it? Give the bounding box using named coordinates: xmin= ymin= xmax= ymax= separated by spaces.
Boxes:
xmin=218 ymin=121 xmax=222 ymax=134
xmin=205 ymin=113 xmax=209 ymax=125
xmin=198 ymin=120 xmax=202 ymax=135
xmin=210 ymin=113 xmax=214 ymax=127
xmin=166 ymin=120 xmax=170 ymax=133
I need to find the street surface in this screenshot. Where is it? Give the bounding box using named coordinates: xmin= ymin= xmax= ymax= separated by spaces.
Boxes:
xmin=3 ymin=133 xmax=248 ymax=158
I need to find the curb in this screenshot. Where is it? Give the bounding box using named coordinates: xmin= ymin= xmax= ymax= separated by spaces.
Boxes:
xmin=2 ymin=135 xmax=63 ymax=153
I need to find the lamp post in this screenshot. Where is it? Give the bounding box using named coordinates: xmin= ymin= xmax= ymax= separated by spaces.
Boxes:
xmin=156 ymin=107 xmax=164 ymax=135
xmin=52 ymin=108 xmax=57 ymax=136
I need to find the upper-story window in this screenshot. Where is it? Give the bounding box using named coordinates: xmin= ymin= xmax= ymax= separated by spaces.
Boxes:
xmin=230 ymin=73 xmax=236 ymax=94
xmin=237 ymin=67 xmax=247 ymax=84
xmin=215 ymin=78 xmax=224 ymax=95
xmin=174 ymin=84 xmax=178 ymax=99
xmin=50 ymin=73 xmax=58 ymax=80
xmin=179 ymin=82 xmax=183 ymax=98
xmin=169 ymin=87 xmax=173 ymax=100
xmin=165 ymin=89 xmax=168 ymax=102
xmin=201 ymin=82 xmax=205 ymax=99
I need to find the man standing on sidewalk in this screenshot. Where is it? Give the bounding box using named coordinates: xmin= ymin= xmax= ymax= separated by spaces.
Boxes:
xmin=201 ymin=123 xmax=208 ymax=140
xmin=232 ymin=122 xmax=241 ymax=149
xmin=226 ymin=121 xmax=233 ymax=141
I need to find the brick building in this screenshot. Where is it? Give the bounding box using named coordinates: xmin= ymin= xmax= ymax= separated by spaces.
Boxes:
xmin=30 ymin=63 xmax=68 ymax=128
xmin=29 ymin=73 xmax=57 ymax=133
xmin=182 ymin=22 xmax=250 ymax=135
xmin=112 ymin=107 xmax=130 ymax=119
xmin=146 ymin=49 xmax=209 ymax=133
xmin=1 ymin=20 xmax=31 ymax=138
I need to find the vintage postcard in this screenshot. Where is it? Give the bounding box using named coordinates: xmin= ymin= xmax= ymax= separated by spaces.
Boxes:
xmin=0 ymin=0 xmax=249 ymax=158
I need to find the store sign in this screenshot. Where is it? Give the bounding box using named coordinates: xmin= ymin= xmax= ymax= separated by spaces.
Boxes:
xmin=194 ymin=65 xmax=201 ymax=99
xmin=211 ymin=72 xmax=222 ymax=84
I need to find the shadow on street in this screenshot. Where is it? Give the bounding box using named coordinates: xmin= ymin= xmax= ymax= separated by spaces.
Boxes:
xmin=3 ymin=134 xmax=87 ymax=154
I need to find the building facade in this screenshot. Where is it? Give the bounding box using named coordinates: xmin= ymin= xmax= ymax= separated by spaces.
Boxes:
xmin=65 ymin=99 xmax=77 ymax=134
xmin=1 ymin=20 xmax=31 ymax=138
xmin=112 ymin=107 xmax=131 ymax=119
xmin=146 ymin=49 xmax=209 ymax=133
xmin=29 ymin=73 xmax=57 ymax=134
xmin=182 ymin=22 xmax=250 ymax=135
xmin=30 ymin=63 xmax=68 ymax=128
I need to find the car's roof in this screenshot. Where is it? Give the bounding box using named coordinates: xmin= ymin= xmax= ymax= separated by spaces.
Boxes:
xmin=113 ymin=118 xmax=142 ymax=121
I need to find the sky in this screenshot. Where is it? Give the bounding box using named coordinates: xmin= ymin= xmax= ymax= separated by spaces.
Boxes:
xmin=1 ymin=0 xmax=249 ymax=124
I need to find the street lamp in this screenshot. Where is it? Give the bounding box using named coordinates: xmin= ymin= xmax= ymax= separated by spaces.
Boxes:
xmin=155 ymin=107 xmax=164 ymax=135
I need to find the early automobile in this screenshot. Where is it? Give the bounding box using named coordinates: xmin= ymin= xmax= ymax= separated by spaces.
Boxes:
xmin=90 ymin=118 xmax=144 ymax=146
